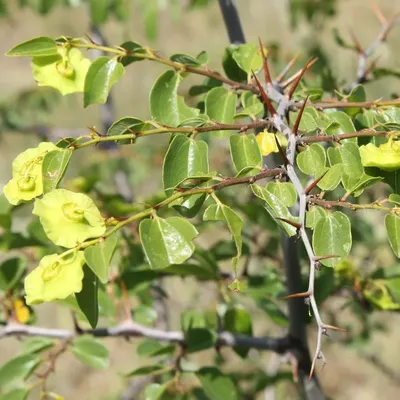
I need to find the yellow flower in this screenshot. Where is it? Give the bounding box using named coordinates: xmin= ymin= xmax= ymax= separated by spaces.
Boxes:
xmin=25 ymin=252 xmax=85 ymax=305
xmin=3 ymin=142 xmax=59 ymax=205
xmin=31 ymin=47 xmax=91 ymax=95
xmin=14 ymin=298 xmax=30 ymax=323
xmin=360 ymin=137 xmax=400 ymax=171
xmin=256 ymin=131 xmax=288 ymax=156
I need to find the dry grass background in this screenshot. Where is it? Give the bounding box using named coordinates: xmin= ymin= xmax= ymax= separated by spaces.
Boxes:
xmin=1 ymin=0 xmax=400 ymax=398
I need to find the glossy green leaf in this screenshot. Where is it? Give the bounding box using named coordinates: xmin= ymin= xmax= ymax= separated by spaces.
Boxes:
xmin=106 ymin=117 xmax=148 ymax=144
xmin=297 ymin=143 xmax=326 ymax=175
xmin=222 ymin=45 xmax=247 ymax=82
xmin=223 ymin=305 xmax=252 ymax=357
xmin=325 ymin=111 xmax=357 ymax=143
xmin=6 ymin=37 xmax=58 ymax=57
xmin=0 ymin=258 xmax=26 ymax=291
xmin=203 ymin=204 xmax=243 ymax=271
xmin=229 ymin=133 xmax=262 ymax=175
xmin=125 ymin=364 xmax=166 ymax=377
xmin=136 ymin=339 xmax=173 ymax=358
xmin=144 ymin=383 xmax=166 ymax=400
xmin=71 ymin=336 xmax=109 ymax=369
xmin=21 ymin=338 xmax=54 ymax=355
xmin=317 ymin=164 xmax=343 ymax=190
xmin=171 ymin=193 xmax=207 ymax=218
xmin=0 ymin=354 xmax=39 ymax=389
xmin=84 ymin=235 xmax=117 ymax=283
xmin=204 ymin=87 xmax=237 ymax=138
xmin=42 ymin=149 xmax=72 ymax=194
xmin=385 ymin=214 xmax=400 ymax=257
xmin=139 ymin=216 xmax=198 ymax=269
xmin=75 ymin=264 xmax=99 ymax=329
xmin=197 ymin=367 xmax=239 ymax=400
xmin=312 ymin=211 xmax=352 ymax=267
xmin=305 ymin=206 xmax=328 ymax=229
xmin=170 ymin=53 xmax=201 ymax=67
xmin=0 ymin=388 xmax=29 ymax=400
xmin=150 ymin=71 xmax=199 ymax=126
xmin=389 ymin=194 xmax=400 ymax=205
xmin=118 ymin=41 xmax=146 ymax=66
xmin=342 ymin=172 xmax=382 ymax=195
xmin=328 ymin=143 xmax=364 ymax=177
xmin=251 ymin=185 xmax=298 ymax=236
xmin=235 ymin=91 xmax=264 ymax=119
xmin=84 ymin=57 xmax=125 ymax=107
xmin=264 ymin=182 xmax=297 ymax=207
xmin=232 ymin=43 xmax=263 ymax=73
xmin=162 ymin=134 xmax=209 ymax=196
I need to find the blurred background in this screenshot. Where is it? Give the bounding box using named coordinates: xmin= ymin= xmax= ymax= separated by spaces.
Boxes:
xmin=1 ymin=0 xmax=400 ymax=399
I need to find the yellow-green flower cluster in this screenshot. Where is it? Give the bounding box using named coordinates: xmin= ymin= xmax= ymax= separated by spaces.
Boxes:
xmin=360 ymin=137 xmax=400 ymax=171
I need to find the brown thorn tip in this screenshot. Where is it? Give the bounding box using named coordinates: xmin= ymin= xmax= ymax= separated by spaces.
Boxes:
xmin=251 ymin=70 xmax=277 ymax=116
xmin=350 ymin=30 xmax=363 ymax=54
xmin=287 ymin=58 xmax=317 ymax=99
xmin=258 ymin=37 xmax=272 ymax=84
xmin=293 ymin=95 xmax=309 ymax=136
xmin=281 ymin=291 xmax=310 ymax=300
xmin=276 ymin=53 xmax=300 ymax=83
xmin=282 ymin=58 xmax=318 ymax=89
xmin=304 ymin=169 xmax=328 ymax=195
xmin=323 ymin=324 xmax=347 ymax=333
xmin=275 ymin=217 xmax=301 ymax=229
xmin=313 ymin=254 xmax=340 ymax=261
xmin=274 ymin=134 xmax=290 ymax=166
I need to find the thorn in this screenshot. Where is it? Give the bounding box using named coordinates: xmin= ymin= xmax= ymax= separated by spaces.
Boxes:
xmin=287 ymin=58 xmax=317 ymax=99
xmin=84 ymin=33 xmax=96 ymax=45
xmin=370 ymin=0 xmax=387 ymax=26
xmin=309 ymin=360 xmax=317 ymax=379
xmin=293 ymin=95 xmax=309 ymax=136
xmin=365 ymin=56 xmax=381 ymax=76
xmin=323 ymin=324 xmax=348 ymax=333
xmin=350 ymin=30 xmax=363 ymax=54
xmin=304 ymin=169 xmax=328 ymax=195
xmin=274 ymin=135 xmax=291 ymax=166
xmin=281 ymin=291 xmax=310 ymax=300
xmin=251 ymin=70 xmax=277 ymax=116
xmin=258 ymin=37 xmax=272 ymax=84
xmin=275 ymin=217 xmax=301 ymax=229
xmin=276 ymin=53 xmax=300 ymax=83
xmin=313 ymin=254 xmax=340 ymax=261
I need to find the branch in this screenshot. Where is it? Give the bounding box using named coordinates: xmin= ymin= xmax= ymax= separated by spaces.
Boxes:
xmin=310 ymin=197 xmax=395 ymax=214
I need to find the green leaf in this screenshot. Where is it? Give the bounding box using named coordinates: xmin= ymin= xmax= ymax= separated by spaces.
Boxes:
xmin=0 ymin=388 xmax=29 ymax=400
xmin=0 ymin=258 xmax=26 ymax=291
xmin=106 ymin=117 xmax=148 ymax=144
xmin=185 ymin=328 xmax=217 ymax=353
xmin=84 ymin=57 xmax=125 ymax=107
xmin=42 ymin=149 xmax=72 ymax=194
xmin=197 ymin=367 xmax=239 ymax=400
xmin=71 ymin=336 xmax=109 ymax=369
xmin=139 ymin=216 xmax=198 ymax=269
xmin=150 ymin=71 xmax=199 ymax=126
xmin=133 ymin=304 xmax=157 ymax=325
xmin=204 ymin=87 xmax=237 ymax=138
xmin=90 ymin=0 xmax=112 ymax=24
xmin=232 ymin=43 xmax=263 ymax=73
xmin=222 ymin=45 xmax=247 ymax=82
xmin=171 ymin=193 xmax=207 ymax=218
xmin=251 ymin=185 xmax=298 ymax=236
xmin=317 ymin=164 xmax=343 ymax=191
xmin=342 ymin=172 xmax=382 ymax=195
xmin=0 ymin=354 xmax=39 ymax=390
xmin=264 ymin=182 xmax=297 ymax=207
xmin=6 ymin=37 xmax=58 ymax=57
xmin=297 ymin=143 xmax=326 ymax=175
xmin=21 ymin=338 xmax=54 ymax=355
xmin=235 ymin=91 xmax=264 ymax=119
xmin=305 ymin=206 xmax=328 ymax=229
xmin=223 ymin=305 xmax=252 ymax=358
xmin=385 ymin=214 xmax=400 ymax=257
xmin=203 ymin=204 xmax=243 ymax=271
xmin=144 ymin=383 xmax=166 ymax=400
xmin=162 ymin=134 xmax=209 ymax=196
xmin=170 ymin=53 xmax=201 ymax=67
xmin=325 ymin=111 xmax=357 ymax=143
xmin=136 ymin=339 xmax=172 ymax=357
xmin=312 ymin=211 xmax=352 ymax=267
xmin=75 ymin=264 xmax=99 ymax=329
xmin=389 ymin=193 xmax=400 ymax=206
xmin=125 ymin=364 xmax=166 ymax=377
xmin=84 ymin=235 xmax=117 ymax=283
xmin=118 ymin=41 xmax=146 ymax=66
xmin=229 ymin=134 xmax=262 ymax=175
xmin=328 ymin=143 xmax=364 ymax=177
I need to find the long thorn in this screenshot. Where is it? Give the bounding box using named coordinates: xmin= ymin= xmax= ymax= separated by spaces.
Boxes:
xmin=274 ymin=134 xmax=290 ymax=166
xmin=323 ymin=324 xmax=347 ymax=333
xmin=287 ymin=58 xmax=317 ymax=99
xmin=293 ymin=95 xmax=309 ymax=136
xmin=350 ymin=30 xmax=363 ymax=54
xmin=304 ymin=169 xmax=328 ymax=194
xmin=313 ymin=254 xmax=340 ymax=262
xmin=276 ymin=217 xmax=301 ymax=229
xmin=281 ymin=291 xmax=310 ymax=300
xmin=276 ymin=53 xmax=300 ymax=83
xmin=251 ymin=70 xmax=277 ymax=116
xmin=370 ymin=0 xmax=387 ymax=26
xmin=258 ymin=37 xmax=272 ymax=84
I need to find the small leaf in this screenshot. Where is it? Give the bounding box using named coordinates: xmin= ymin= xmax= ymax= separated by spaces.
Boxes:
xmin=84 ymin=235 xmax=117 ymax=283
xmin=133 ymin=304 xmax=157 ymax=325
xmin=71 ymin=336 xmax=109 ymax=369
xmin=106 ymin=117 xmax=148 ymax=144
xmin=197 ymin=367 xmax=239 ymax=400
xmin=223 ymin=305 xmax=252 ymax=357
xmin=204 ymin=87 xmax=237 ymax=138
xmin=143 ymin=383 xmax=166 ymax=400
xmin=297 ymin=143 xmax=326 ymax=175
xmin=265 ymin=182 xmax=297 ymax=207
xmin=222 ymin=45 xmax=247 ymax=82
xmin=21 ymin=338 xmax=54 ymax=355
xmin=7 ymin=37 xmax=59 ymax=57
xmin=162 ymin=134 xmax=209 ymax=196
xmin=84 ymin=57 xmax=125 ymax=107
xmin=203 ymin=204 xmax=243 ymax=272
xmin=118 ymin=41 xmax=146 ymax=66
xmin=0 ymin=354 xmax=39 ymax=390
xmin=342 ymin=172 xmax=382 ymax=195
xmin=75 ymin=264 xmax=99 ymax=329
xmin=185 ymin=328 xmax=217 ymax=353
xmin=385 ymin=214 xmax=400 ymax=257
xmin=139 ymin=216 xmax=198 ymax=269
xmin=150 ymin=70 xmax=199 ymax=126
xmin=232 ymin=43 xmax=264 ymax=73
xmin=325 ymin=111 xmax=357 ymax=143
xmin=328 ymin=143 xmax=364 ymax=177
xmin=306 ymin=206 xmax=328 ymax=229
xmin=125 ymin=364 xmax=166 ymax=377
xmin=317 ymin=164 xmax=343 ymax=191
xmin=42 ymin=149 xmax=72 ymax=194
xmin=170 ymin=193 xmax=207 ymax=218
xmin=229 ymin=134 xmax=262 ymax=175
xmin=170 ymin=53 xmax=201 ymax=67
xmin=0 ymin=258 xmax=26 ymax=291
xmin=312 ymin=211 xmax=352 ymax=267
